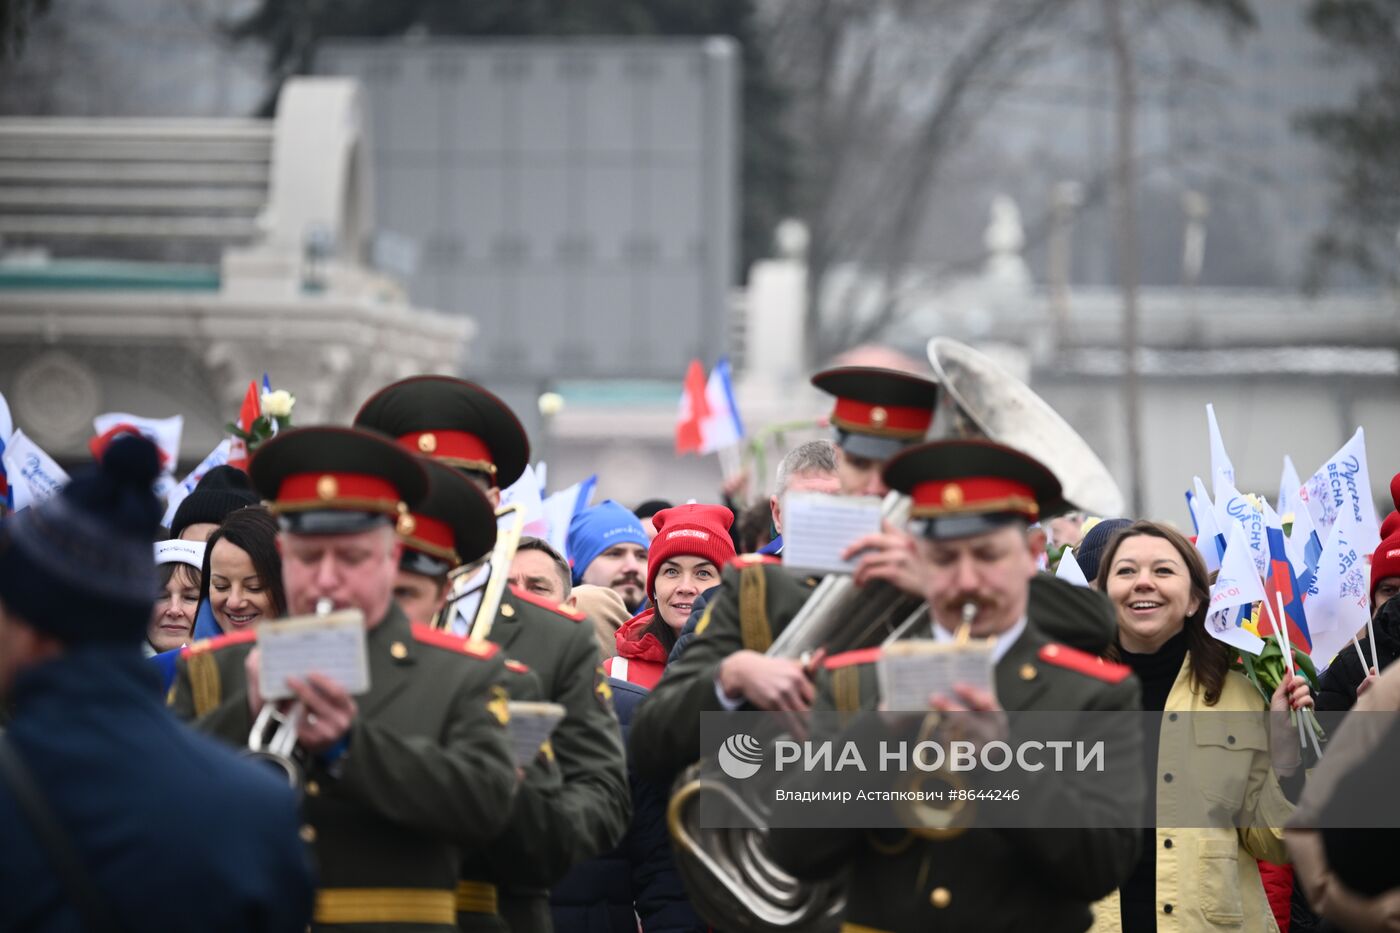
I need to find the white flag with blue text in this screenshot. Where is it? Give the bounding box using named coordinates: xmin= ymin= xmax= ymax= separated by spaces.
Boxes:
xmin=1299 ymin=428 xmax=1380 ymax=555
xmin=1205 ymin=521 xmax=1267 ymax=655
xmin=1306 ymin=516 xmax=1374 ymax=672
xmin=2 ymin=430 xmax=70 ymax=511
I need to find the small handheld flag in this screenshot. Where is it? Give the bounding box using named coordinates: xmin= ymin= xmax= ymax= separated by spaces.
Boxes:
xmin=1205 ymin=522 xmax=1267 ymax=655
xmin=1300 ymin=428 xmax=1380 ymax=554
xmin=1206 ymin=403 xmax=1235 ymax=502
xmin=675 ymin=359 xmax=711 ymax=455
xmin=226 ymin=381 xmax=262 ymax=471
xmin=1056 ymin=548 xmax=1090 ymax=587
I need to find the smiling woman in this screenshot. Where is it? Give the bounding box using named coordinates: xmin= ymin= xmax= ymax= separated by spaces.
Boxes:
xmin=1090 ymin=520 xmax=1313 ymax=933
xmin=604 ymin=504 xmax=735 ymax=690
xmin=199 ymin=507 xmax=286 ymax=634
xmin=148 ymin=538 xmax=206 ymax=654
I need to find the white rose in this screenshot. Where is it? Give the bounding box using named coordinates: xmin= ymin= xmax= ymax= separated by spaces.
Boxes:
xmin=261 ymin=390 xmax=295 ymax=418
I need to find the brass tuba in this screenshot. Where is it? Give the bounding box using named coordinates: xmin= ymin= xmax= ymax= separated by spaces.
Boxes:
xmin=667 ymin=339 xmax=1123 ymax=931
xmin=926 ymin=337 xmax=1124 ymax=516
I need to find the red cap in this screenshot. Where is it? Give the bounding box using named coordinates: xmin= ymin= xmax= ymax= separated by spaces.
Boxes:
xmin=1372 ymin=533 xmax=1400 ymax=605
xmin=646 ymin=504 xmax=736 ymax=599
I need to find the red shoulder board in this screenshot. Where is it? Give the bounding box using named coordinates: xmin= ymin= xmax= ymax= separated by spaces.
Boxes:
xmin=507 ymin=585 xmax=586 ymax=621
xmin=729 ymin=553 xmax=780 ymax=569
xmin=824 ymin=647 xmax=882 ymax=671
xmin=411 ymin=623 xmax=501 ymax=659
xmin=504 ymin=659 xmax=531 ymax=674
xmin=1037 ymin=643 xmax=1132 ymax=685
xmin=180 ymin=628 xmax=257 ymax=658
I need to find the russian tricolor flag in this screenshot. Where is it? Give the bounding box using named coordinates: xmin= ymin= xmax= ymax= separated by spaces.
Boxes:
xmin=1260 ymin=525 xmax=1312 ymax=654
xmin=676 ymin=357 xmax=745 ymax=456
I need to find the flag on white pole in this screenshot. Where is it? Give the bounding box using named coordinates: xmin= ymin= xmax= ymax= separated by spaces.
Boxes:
xmin=161 ymin=439 xmax=232 ymax=527
xmin=1205 ymin=522 xmax=1268 ymax=655
xmin=94 ymin=412 xmax=184 ymax=499
xmin=1191 ymin=477 xmax=1225 ymax=574
xmin=1299 ymin=428 xmax=1380 ymax=555
xmin=699 ymin=357 xmax=746 ymax=455
xmin=1206 ymin=404 xmax=1236 ymax=503
xmin=1214 ymin=480 xmax=1268 ymax=581
xmin=1307 ymin=517 xmax=1375 ymax=672
xmin=2 ymin=430 xmax=70 ymax=510
xmin=1056 ymin=548 xmax=1090 ymax=588
xmin=542 ymin=475 xmax=597 ymax=562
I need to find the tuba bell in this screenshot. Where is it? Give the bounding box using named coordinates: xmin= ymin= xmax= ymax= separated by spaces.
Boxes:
xmin=926 ymin=337 xmax=1124 ymax=517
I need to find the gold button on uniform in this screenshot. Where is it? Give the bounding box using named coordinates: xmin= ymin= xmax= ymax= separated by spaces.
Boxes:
xmin=931 ymin=887 xmax=952 ymax=909
xmin=305 ymin=780 xmax=320 ymax=797
xmin=418 ymin=432 xmax=438 ymax=453
xmin=500 ymin=604 xmax=515 ymax=618
xmin=391 ymin=641 xmax=408 ymax=660
xmin=299 ymin=824 xmax=317 ymax=844
xmin=1019 ymin=663 xmax=1037 ymax=681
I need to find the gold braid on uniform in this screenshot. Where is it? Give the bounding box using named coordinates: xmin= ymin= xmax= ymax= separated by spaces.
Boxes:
xmin=187 ymin=651 xmax=221 ymax=717
xmin=738 ymin=564 xmax=773 ymax=652
xmin=833 ymin=667 xmax=861 ymax=718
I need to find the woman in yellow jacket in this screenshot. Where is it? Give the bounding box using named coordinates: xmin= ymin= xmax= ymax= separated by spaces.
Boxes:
xmin=1090 ymin=521 xmax=1313 ymax=933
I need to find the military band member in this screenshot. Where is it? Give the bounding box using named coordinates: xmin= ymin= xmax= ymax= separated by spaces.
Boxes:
xmin=170 ymin=426 xmax=519 ymax=933
xmin=393 ymin=456 xmax=563 ymax=932
xmin=629 ymin=367 xmax=940 ymax=780
xmin=767 ymin=439 xmax=1143 ymax=932
xmin=355 ymin=376 xmax=629 ymax=932
xmin=630 ymin=367 xmax=1115 ymax=782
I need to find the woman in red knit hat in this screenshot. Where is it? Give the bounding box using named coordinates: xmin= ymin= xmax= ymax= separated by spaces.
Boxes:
xmin=604 ymin=504 xmax=735 ymax=689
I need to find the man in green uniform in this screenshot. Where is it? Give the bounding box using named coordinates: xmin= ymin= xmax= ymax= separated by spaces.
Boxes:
xmin=393 ymin=456 xmax=562 ymax=932
xmin=169 ymin=426 xmax=519 ymax=932
xmin=355 ymin=376 xmax=629 ymax=932
xmin=630 ymin=367 xmax=1116 ymax=783
xmin=767 ymin=438 xmax=1143 ymax=932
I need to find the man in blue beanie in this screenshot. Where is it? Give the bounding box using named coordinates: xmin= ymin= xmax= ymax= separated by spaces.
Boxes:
xmin=569 ymin=500 xmax=650 ymax=613
xmin=0 ymin=435 xmax=314 ymax=932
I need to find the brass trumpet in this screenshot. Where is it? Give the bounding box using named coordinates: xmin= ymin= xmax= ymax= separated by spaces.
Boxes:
xmin=434 ymin=503 xmax=526 ymax=640
xmin=243 ymin=597 xmax=335 ymax=795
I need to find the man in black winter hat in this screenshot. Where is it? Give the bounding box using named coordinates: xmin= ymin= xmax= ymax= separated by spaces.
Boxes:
xmin=0 ymin=435 xmax=314 ymax=932
xmin=169 ymin=464 xmax=260 ymax=541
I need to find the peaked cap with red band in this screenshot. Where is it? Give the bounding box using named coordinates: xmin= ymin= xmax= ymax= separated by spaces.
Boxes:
xmin=399 ymin=458 xmax=497 ymax=578
xmin=810 ymin=366 xmax=940 ymax=462
xmin=249 ymin=426 xmax=427 ymax=536
xmin=883 ymin=438 xmax=1062 ymax=541
xmin=354 ymin=375 xmax=530 ymax=488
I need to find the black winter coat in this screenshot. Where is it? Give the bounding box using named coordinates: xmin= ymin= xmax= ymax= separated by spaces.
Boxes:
xmin=550 ymin=678 xmax=706 ymax=933
xmin=1316 ymin=597 xmax=1400 ymax=712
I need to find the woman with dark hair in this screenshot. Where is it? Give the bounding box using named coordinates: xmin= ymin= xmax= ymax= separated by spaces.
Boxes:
xmin=199 ymin=507 xmax=285 ymax=633
xmin=604 ymin=504 xmax=734 ymax=689
xmin=1090 ymin=520 xmax=1313 ymax=933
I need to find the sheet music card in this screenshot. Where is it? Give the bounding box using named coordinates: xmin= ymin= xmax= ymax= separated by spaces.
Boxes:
xmin=258 ymin=609 xmax=370 ymax=701
xmin=781 ymin=493 xmax=883 ymax=573
xmin=507 ymin=701 xmax=567 ymax=767
xmin=877 ymin=638 xmax=996 ymax=712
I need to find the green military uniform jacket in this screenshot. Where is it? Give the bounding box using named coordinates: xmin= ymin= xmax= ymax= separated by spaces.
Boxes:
xmin=466 ymin=586 xmax=629 ymax=933
xmin=629 ymin=555 xmax=1113 ymax=782
xmin=768 ymin=622 xmax=1145 ymax=933
xmin=170 ymin=604 xmax=518 ymax=932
